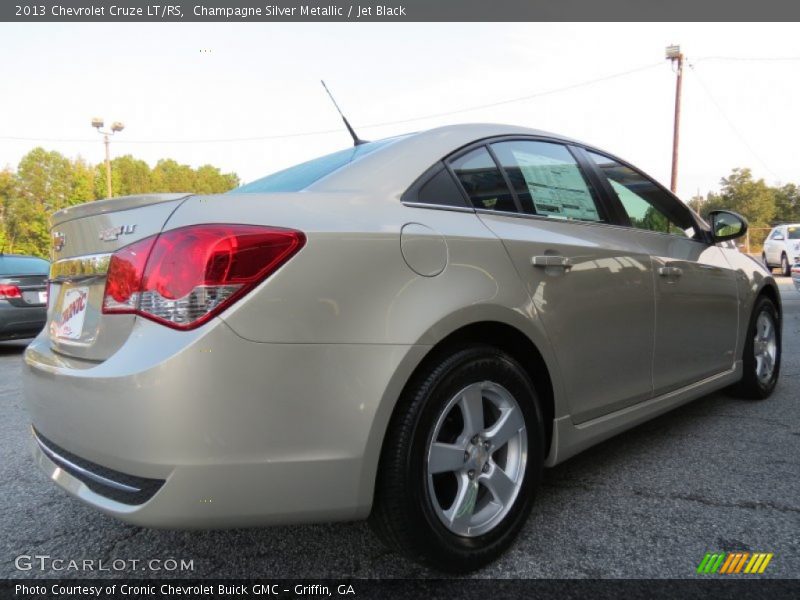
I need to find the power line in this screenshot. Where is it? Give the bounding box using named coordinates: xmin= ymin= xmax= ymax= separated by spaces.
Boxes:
xmin=694 ymin=55 xmax=800 ymax=63
xmin=0 ymin=61 xmax=665 ymax=145
xmin=687 ymin=64 xmax=781 ymax=181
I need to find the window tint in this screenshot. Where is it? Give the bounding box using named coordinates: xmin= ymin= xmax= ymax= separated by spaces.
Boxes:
xmin=449 ymin=147 xmax=516 ymax=212
xmin=415 ymin=166 xmax=468 ymax=207
xmin=769 ymin=229 xmax=783 ymax=239
xmin=588 ymin=151 xmax=695 ymax=237
xmin=788 ymin=226 xmax=800 ymax=240
xmin=491 ymin=140 xmax=603 ymax=222
xmin=233 ymin=137 xmax=403 ymax=193
xmin=0 ymin=256 xmax=49 ymax=276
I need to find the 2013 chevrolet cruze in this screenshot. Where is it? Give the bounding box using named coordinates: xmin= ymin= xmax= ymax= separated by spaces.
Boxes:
xmin=24 ymin=124 xmax=781 ymax=572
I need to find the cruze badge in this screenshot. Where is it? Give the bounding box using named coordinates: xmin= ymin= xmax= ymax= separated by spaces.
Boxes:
xmin=53 ymin=231 xmax=66 ymax=252
xmin=99 ymin=224 xmax=137 ymax=242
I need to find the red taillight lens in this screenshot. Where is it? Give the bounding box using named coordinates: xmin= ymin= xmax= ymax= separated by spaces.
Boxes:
xmin=102 ymin=224 xmax=305 ymax=330
xmin=0 ymin=284 xmax=22 ymax=299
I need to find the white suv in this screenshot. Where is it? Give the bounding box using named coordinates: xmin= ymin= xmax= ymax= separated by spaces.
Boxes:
xmin=762 ymin=223 xmax=800 ymax=276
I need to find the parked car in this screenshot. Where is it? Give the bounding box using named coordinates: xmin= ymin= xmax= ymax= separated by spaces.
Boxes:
xmin=23 ymin=124 xmax=781 ymax=572
xmin=762 ymin=223 xmax=800 ymax=276
xmin=0 ymin=253 xmax=49 ymax=341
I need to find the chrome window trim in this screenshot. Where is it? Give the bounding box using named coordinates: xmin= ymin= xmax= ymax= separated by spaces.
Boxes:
xmin=49 ymin=253 xmax=113 ymax=282
xmin=401 ymin=201 xmax=476 ymax=214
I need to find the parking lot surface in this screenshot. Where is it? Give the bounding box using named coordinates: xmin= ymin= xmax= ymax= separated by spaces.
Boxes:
xmin=2 ymin=280 xmax=798 ymax=579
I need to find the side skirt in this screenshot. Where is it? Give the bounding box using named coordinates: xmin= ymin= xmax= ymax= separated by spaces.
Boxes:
xmin=544 ymin=361 xmax=742 ymax=467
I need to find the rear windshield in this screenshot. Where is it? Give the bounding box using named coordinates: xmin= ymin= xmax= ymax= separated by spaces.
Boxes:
xmin=0 ymin=256 xmax=49 ymax=276
xmin=233 ymin=136 xmax=403 ymax=194
xmin=787 ymin=226 xmax=800 ymax=239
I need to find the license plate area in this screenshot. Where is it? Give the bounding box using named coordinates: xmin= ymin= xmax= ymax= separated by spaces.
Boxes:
xmin=51 ymin=286 xmax=90 ymax=340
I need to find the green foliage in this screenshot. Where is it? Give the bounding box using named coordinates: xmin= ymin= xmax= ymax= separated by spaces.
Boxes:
xmin=0 ymin=148 xmax=239 ymax=257
xmin=689 ymin=168 xmax=796 ymax=252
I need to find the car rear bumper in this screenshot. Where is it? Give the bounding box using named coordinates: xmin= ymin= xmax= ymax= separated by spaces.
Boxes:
xmin=0 ymin=303 xmax=46 ymax=340
xmin=23 ymin=318 xmax=421 ymax=528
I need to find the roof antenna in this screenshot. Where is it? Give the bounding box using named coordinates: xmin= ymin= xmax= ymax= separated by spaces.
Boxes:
xmin=321 ymin=80 xmax=368 ymax=146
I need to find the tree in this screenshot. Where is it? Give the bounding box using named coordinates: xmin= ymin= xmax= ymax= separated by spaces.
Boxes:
xmin=1 ymin=148 xmax=240 ymax=257
xmin=774 ymin=183 xmax=800 ymax=223
xmin=715 ymin=168 xmax=776 ymax=228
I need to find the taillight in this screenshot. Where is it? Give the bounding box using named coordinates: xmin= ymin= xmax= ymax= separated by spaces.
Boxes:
xmin=0 ymin=284 xmax=22 ymax=299
xmin=102 ymin=224 xmax=305 ymax=330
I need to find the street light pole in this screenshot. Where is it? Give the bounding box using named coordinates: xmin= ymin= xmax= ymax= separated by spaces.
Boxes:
xmin=666 ymin=45 xmax=684 ymax=195
xmin=103 ymin=133 xmax=112 ymax=199
xmin=91 ymin=118 xmax=125 ymax=198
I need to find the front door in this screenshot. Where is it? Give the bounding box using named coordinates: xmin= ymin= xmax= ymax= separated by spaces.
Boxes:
xmin=585 ymin=151 xmax=740 ymax=395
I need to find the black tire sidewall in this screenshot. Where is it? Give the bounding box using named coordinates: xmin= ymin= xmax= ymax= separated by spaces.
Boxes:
xmin=741 ymin=296 xmax=781 ymax=398
xmin=403 ymin=347 xmax=544 ymax=570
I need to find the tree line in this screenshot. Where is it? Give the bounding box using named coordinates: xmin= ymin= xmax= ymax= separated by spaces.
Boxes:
xmin=0 ymin=148 xmax=240 ymax=258
xmin=688 ymin=168 xmax=800 ymax=249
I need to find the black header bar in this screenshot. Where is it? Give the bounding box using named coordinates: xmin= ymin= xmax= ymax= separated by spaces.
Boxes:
xmin=4 ymin=0 xmax=800 ymax=22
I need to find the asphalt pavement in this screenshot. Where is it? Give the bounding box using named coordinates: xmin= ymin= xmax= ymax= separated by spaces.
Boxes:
xmin=1 ymin=280 xmax=798 ymax=579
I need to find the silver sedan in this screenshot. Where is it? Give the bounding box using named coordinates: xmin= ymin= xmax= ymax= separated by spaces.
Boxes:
xmin=23 ymin=124 xmax=781 ymax=572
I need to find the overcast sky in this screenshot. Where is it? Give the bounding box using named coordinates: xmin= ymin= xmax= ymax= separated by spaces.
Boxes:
xmin=1 ymin=22 xmax=798 ymax=199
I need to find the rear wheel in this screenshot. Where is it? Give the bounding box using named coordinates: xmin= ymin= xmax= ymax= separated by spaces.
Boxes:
xmin=730 ymin=295 xmax=781 ymax=399
xmin=369 ymin=345 xmax=543 ymax=572
xmin=780 ymin=253 xmax=791 ymax=277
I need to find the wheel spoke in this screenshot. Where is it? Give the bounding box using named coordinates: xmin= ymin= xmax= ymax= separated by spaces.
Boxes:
xmin=428 ymin=442 xmax=466 ymax=475
xmin=482 ymin=464 xmax=516 ymax=507
xmin=484 ymin=406 xmax=525 ymax=449
xmin=459 ymin=384 xmax=484 ymax=435
xmin=445 ymin=475 xmax=479 ymax=533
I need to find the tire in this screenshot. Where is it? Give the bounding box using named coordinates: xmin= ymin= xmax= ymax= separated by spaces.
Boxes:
xmin=780 ymin=253 xmax=791 ymax=277
xmin=369 ymin=345 xmax=544 ymax=572
xmin=729 ymin=295 xmax=781 ymax=399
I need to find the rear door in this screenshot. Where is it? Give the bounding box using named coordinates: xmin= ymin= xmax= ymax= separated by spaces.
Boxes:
xmin=584 ymin=151 xmax=739 ymax=395
xmin=449 ymin=139 xmax=657 ymax=423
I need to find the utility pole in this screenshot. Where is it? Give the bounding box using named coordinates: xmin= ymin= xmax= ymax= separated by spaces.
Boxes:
xmin=666 ymin=45 xmax=684 ymax=194
xmin=91 ymin=118 xmax=125 ymax=198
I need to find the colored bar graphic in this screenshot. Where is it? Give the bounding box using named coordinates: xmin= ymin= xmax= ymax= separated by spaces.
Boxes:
xmin=758 ymin=553 xmax=773 ymax=573
xmin=700 ymin=552 xmax=774 ymax=574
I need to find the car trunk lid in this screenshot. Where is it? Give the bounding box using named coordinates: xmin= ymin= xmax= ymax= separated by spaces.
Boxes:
xmin=48 ymin=193 xmax=191 ymax=361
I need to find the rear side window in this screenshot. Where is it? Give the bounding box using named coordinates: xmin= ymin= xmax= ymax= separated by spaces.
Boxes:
xmin=449 ymin=147 xmax=516 ymax=212
xmin=0 ymin=256 xmax=49 ymax=276
xmin=416 ymin=166 xmax=468 ymax=207
xmin=787 ymin=226 xmax=800 ymax=240
xmin=490 ymin=140 xmax=603 ymax=222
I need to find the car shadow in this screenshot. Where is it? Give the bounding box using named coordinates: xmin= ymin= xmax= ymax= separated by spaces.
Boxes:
xmin=0 ymin=340 xmax=31 ymax=355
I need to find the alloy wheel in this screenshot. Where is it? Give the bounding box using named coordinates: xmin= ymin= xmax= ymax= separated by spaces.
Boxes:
xmin=753 ymin=311 xmax=778 ymax=384
xmin=426 ymin=381 xmax=527 ymax=537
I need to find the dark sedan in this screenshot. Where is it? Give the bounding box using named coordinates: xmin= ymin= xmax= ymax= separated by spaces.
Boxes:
xmin=0 ymin=254 xmax=49 ymax=341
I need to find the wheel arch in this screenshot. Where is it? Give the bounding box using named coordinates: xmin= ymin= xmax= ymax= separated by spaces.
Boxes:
xmin=358 ymin=313 xmax=560 ymax=512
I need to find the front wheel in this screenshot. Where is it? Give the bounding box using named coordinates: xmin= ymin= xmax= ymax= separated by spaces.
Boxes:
xmin=730 ymin=295 xmax=781 ymax=399
xmin=369 ymin=345 xmax=544 ymax=572
xmin=781 ymin=253 xmax=791 ymax=277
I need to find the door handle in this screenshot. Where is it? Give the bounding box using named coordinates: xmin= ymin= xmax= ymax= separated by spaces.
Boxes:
xmin=531 ymin=255 xmax=572 ymax=270
xmin=658 ymin=266 xmax=683 ymax=277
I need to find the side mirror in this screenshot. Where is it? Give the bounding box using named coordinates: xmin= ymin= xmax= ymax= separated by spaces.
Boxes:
xmin=773 ymin=234 xmax=785 ymax=241
xmin=709 ymin=210 xmax=748 ymax=243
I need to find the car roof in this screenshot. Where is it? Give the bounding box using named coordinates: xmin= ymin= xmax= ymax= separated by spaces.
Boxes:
xmin=307 ymin=123 xmax=590 ymax=197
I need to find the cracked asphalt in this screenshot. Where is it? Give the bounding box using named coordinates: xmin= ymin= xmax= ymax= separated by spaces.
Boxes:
xmin=1 ymin=279 xmax=798 ymax=580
